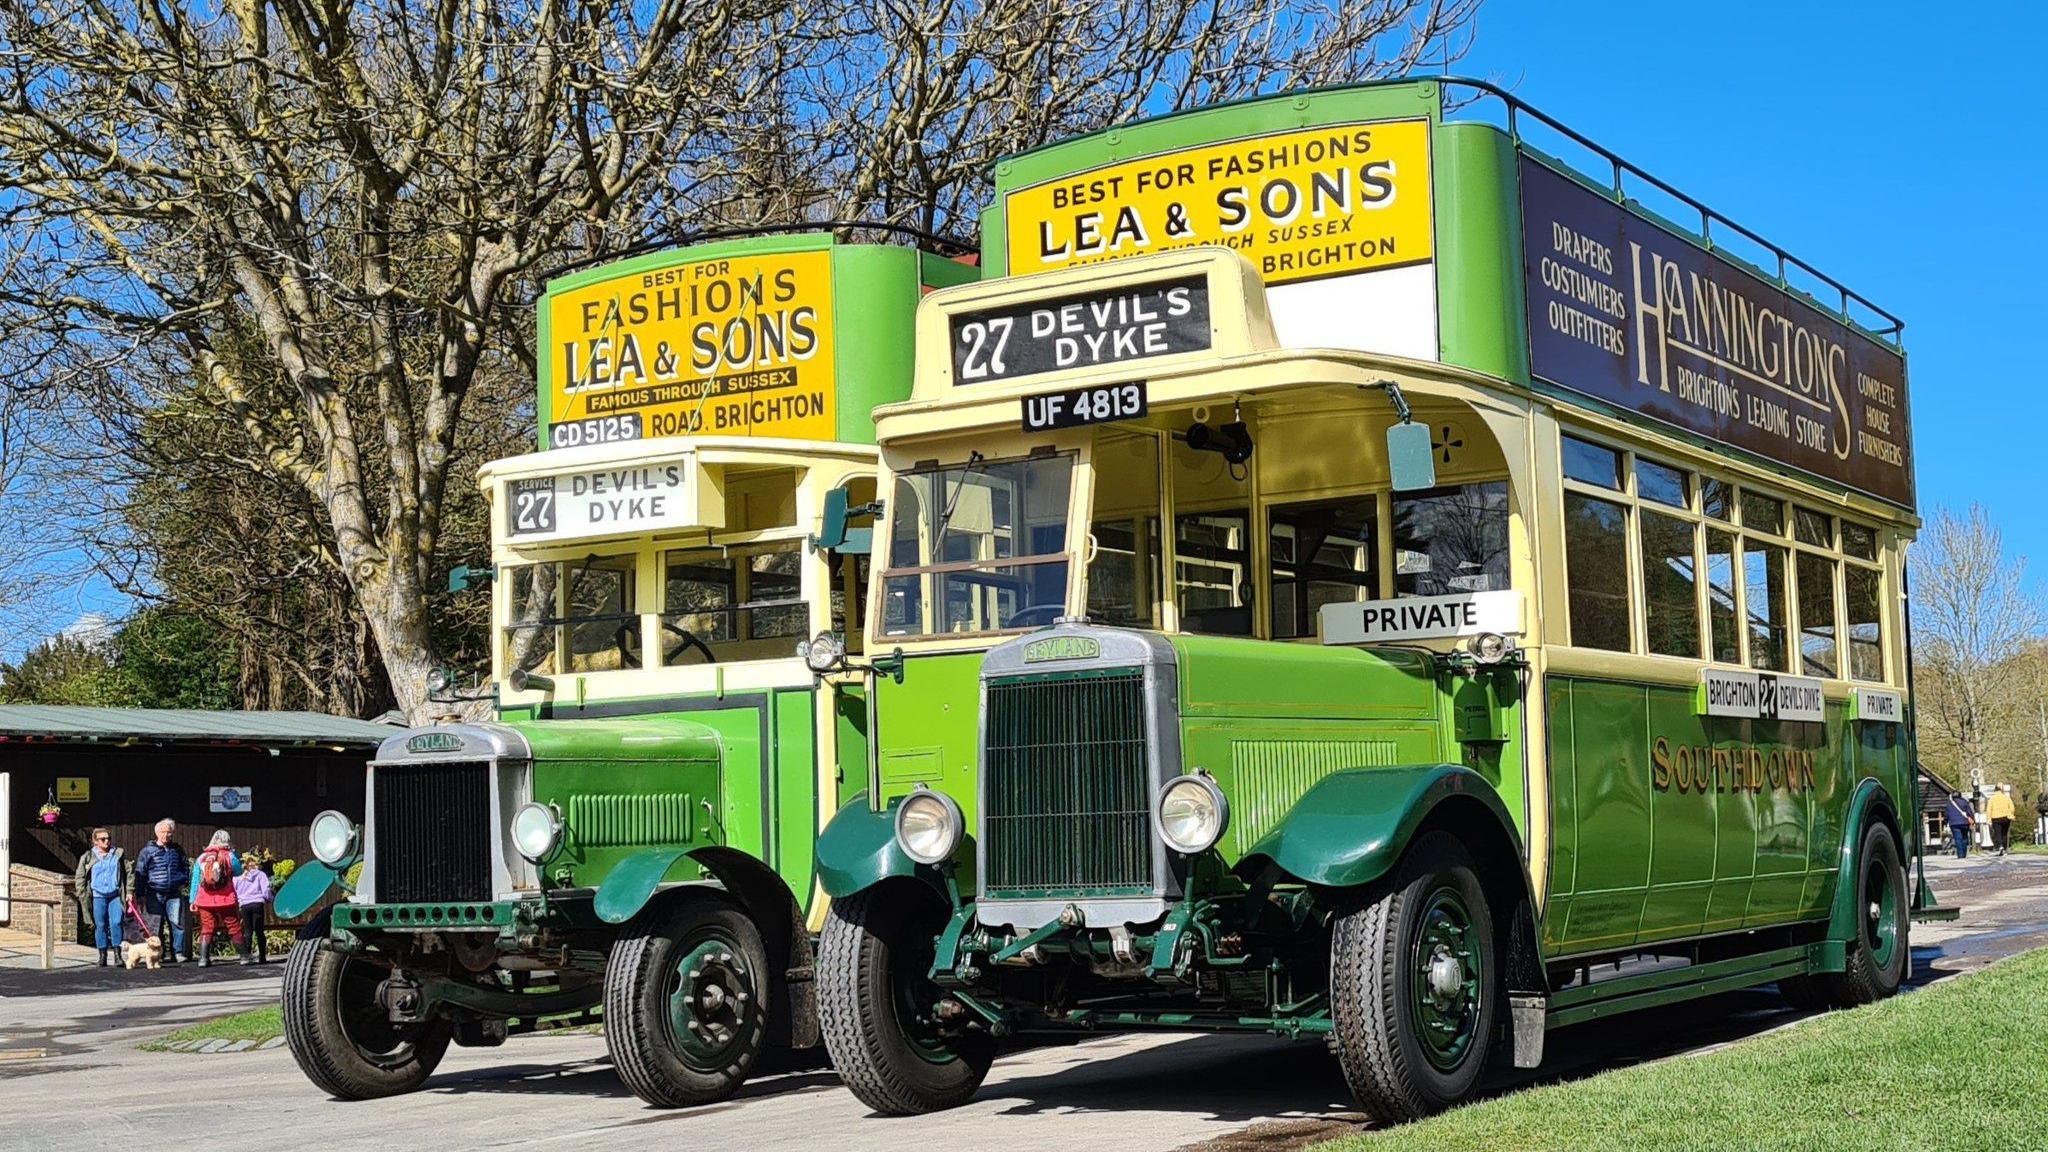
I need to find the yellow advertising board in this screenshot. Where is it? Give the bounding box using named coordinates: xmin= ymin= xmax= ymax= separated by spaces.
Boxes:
xmin=57 ymin=776 xmax=89 ymax=803
xmin=545 ymin=250 xmax=837 ymax=447
xmin=1005 ymin=120 xmax=1433 ymax=284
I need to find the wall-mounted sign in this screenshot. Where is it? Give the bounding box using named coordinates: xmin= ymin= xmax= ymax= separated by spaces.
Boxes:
xmin=1004 ymin=120 xmax=1436 ymax=360
xmin=545 ymin=250 xmax=837 ymax=445
xmin=1520 ymin=158 xmax=1913 ymax=508
xmin=56 ymin=777 xmax=90 ymax=803
xmin=1697 ymin=668 xmax=1826 ymax=722
xmin=209 ymin=786 xmax=253 ymax=814
xmin=952 ymin=276 xmax=1210 ymax=385
xmin=505 ymin=459 xmax=720 ymax=544
xmin=1852 ymin=686 xmax=1904 ymax=724
xmin=1319 ymin=590 xmax=1523 ymax=646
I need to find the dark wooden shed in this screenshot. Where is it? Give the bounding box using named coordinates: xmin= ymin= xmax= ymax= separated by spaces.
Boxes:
xmin=1 ymin=706 xmax=393 ymax=933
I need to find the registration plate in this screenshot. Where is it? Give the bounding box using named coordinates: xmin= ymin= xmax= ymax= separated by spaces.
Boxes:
xmin=1021 ymin=382 xmax=1148 ymax=432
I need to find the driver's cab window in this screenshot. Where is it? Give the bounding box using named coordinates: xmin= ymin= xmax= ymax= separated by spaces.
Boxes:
xmin=881 ymin=454 xmax=1073 ymax=638
xmin=663 ymin=541 xmax=806 ymax=665
xmin=502 ymin=553 xmax=640 ymax=676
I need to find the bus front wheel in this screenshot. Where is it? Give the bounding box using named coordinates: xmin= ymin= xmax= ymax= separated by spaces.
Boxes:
xmin=1329 ymin=831 xmax=1498 ymax=1123
xmin=1785 ymin=822 xmax=1909 ymax=1010
xmin=818 ymin=887 xmax=993 ymax=1115
xmin=604 ymin=890 xmax=770 ymax=1107
xmin=282 ymin=910 xmax=451 ymax=1100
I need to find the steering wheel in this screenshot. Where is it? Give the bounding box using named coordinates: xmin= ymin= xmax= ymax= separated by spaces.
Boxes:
xmin=662 ymin=620 xmax=718 ymax=665
xmin=612 ymin=623 xmax=638 ymax=665
xmin=1004 ymin=604 xmax=1064 ymax=629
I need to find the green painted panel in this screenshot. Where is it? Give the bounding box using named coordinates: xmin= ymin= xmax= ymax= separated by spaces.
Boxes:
xmin=873 ymin=651 xmax=985 ymax=820
xmin=533 ymin=755 xmax=720 ymax=889
xmin=1184 ymin=720 xmax=1443 ymax=869
xmin=1558 ymin=679 xmax=1650 ymax=952
xmin=1546 ymin=675 xmax=1870 ymax=958
xmin=1643 ymin=688 xmax=1715 ymax=939
xmin=1432 ymin=121 xmax=1527 ymax=378
xmin=770 ymin=688 xmax=818 ymax=908
xmin=1170 ymin=634 xmax=1437 ymax=721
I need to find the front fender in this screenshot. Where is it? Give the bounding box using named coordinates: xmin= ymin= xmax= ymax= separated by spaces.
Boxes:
xmin=1238 ymin=763 xmax=1523 ymax=890
xmin=1824 ymin=777 xmax=1901 ymax=950
xmin=816 ymin=794 xmax=948 ymax=900
xmin=593 ymin=847 xmax=696 ymax=924
xmin=273 ymin=859 xmax=343 ymax=920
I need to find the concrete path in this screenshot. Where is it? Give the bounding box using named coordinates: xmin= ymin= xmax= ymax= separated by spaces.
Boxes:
xmin=1 ymin=852 xmax=2041 ymax=1152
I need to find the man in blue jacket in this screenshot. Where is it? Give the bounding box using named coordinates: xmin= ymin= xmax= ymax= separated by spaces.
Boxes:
xmin=132 ymin=818 xmax=191 ymax=963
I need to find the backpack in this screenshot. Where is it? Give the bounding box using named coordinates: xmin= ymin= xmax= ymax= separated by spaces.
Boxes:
xmin=200 ymin=848 xmax=233 ymax=892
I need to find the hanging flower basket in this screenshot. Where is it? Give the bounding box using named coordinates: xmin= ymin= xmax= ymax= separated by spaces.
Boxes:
xmin=37 ymin=802 xmax=63 ymax=827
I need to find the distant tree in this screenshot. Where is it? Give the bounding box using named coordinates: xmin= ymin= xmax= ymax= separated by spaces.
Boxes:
xmin=1913 ymin=505 xmax=2046 ymax=791
xmin=0 ymin=632 xmax=123 ymax=705
xmin=109 ymin=606 xmax=239 ymax=710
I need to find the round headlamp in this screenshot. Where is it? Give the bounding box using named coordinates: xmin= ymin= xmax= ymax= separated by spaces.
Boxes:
xmin=1467 ymin=632 xmax=1513 ymax=665
xmin=1156 ymin=774 xmax=1229 ymax=855
xmin=799 ymin=630 xmax=845 ymax=674
xmin=509 ymin=802 xmax=563 ymax=863
xmin=894 ymin=787 xmax=964 ymax=866
xmin=308 ymin=809 xmax=358 ymax=866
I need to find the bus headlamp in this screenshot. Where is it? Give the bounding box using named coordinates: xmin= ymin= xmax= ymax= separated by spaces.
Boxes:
xmin=1156 ymin=775 xmax=1228 ymax=855
xmin=308 ymin=809 xmax=358 ymax=866
xmin=894 ymin=787 xmax=964 ymax=866
xmin=799 ymin=630 xmax=845 ymax=674
xmin=510 ymin=802 xmax=563 ymax=863
xmin=1467 ymin=632 xmax=1515 ymax=665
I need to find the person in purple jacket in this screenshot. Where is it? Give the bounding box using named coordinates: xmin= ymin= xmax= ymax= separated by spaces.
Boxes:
xmin=234 ymin=852 xmax=275 ymax=964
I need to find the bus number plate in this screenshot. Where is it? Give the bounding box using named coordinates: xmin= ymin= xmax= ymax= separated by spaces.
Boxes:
xmin=1022 ymin=382 xmax=1148 ymax=432
xmin=549 ymin=413 xmax=643 ymax=449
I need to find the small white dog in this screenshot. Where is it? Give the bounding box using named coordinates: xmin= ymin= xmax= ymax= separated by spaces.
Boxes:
xmin=122 ymin=938 xmax=163 ymax=970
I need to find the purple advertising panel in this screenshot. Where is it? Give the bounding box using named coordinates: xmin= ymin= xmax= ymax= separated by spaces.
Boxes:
xmin=1520 ymin=157 xmax=1913 ymax=509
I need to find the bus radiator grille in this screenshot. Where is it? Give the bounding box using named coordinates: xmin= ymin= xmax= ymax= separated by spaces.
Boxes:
xmin=982 ymin=669 xmax=1153 ymax=901
xmin=372 ymin=761 xmax=494 ymax=904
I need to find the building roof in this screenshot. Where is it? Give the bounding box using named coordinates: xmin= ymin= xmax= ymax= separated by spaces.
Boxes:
xmin=0 ymin=706 xmax=399 ymax=748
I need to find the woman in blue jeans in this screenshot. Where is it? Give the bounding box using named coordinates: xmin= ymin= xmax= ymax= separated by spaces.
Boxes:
xmin=71 ymin=827 xmax=128 ymax=966
xmin=1945 ymin=793 xmax=1977 ymax=859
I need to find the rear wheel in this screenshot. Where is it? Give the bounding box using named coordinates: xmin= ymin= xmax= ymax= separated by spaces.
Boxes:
xmin=818 ymin=887 xmax=993 ymax=1115
xmin=282 ymin=910 xmax=451 ymax=1100
xmin=604 ymin=890 xmax=769 ymax=1107
xmin=1329 ymin=832 xmax=1497 ymax=1123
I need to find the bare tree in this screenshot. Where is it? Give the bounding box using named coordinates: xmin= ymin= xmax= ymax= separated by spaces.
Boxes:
xmin=0 ymin=0 xmax=1483 ymax=719
xmin=0 ymin=0 xmax=798 ymax=718
xmin=1913 ymin=505 xmax=2046 ymax=790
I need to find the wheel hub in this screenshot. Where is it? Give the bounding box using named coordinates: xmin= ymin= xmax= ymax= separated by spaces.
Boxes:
xmin=1411 ymin=887 xmax=1482 ymax=1072
xmin=667 ymin=938 xmax=752 ymax=1066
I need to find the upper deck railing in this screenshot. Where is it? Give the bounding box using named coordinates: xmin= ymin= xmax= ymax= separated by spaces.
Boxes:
xmin=1438 ymin=76 xmax=1903 ymax=347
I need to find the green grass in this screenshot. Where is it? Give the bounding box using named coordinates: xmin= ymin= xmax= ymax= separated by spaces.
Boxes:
xmin=141 ymin=1004 xmax=283 ymax=1051
xmin=1324 ymin=948 xmax=2048 ymax=1152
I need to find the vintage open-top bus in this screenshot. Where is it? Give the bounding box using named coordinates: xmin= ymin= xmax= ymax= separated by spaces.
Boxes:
xmin=276 ymin=233 xmax=974 ymax=1105
xmin=810 ymin=80 xmax=1934 ymax=1121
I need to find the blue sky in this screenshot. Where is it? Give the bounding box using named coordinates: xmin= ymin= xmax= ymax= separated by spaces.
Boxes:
xmin=10 ymin=1 xmax=2040 ymax=658
xmin=1462 ymin=0 xmax=2044 ymax=558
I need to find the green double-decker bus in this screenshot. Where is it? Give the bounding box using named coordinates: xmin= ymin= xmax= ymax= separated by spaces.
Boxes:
xmin=811 ymin=80 xmax=1939 ymax=1121
xmin=276 ymin=234 xmax=974 ymax=1104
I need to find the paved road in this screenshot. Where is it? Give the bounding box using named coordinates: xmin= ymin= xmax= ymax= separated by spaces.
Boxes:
xmin=3 ymin=852 xmax=2042 ymax=1152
